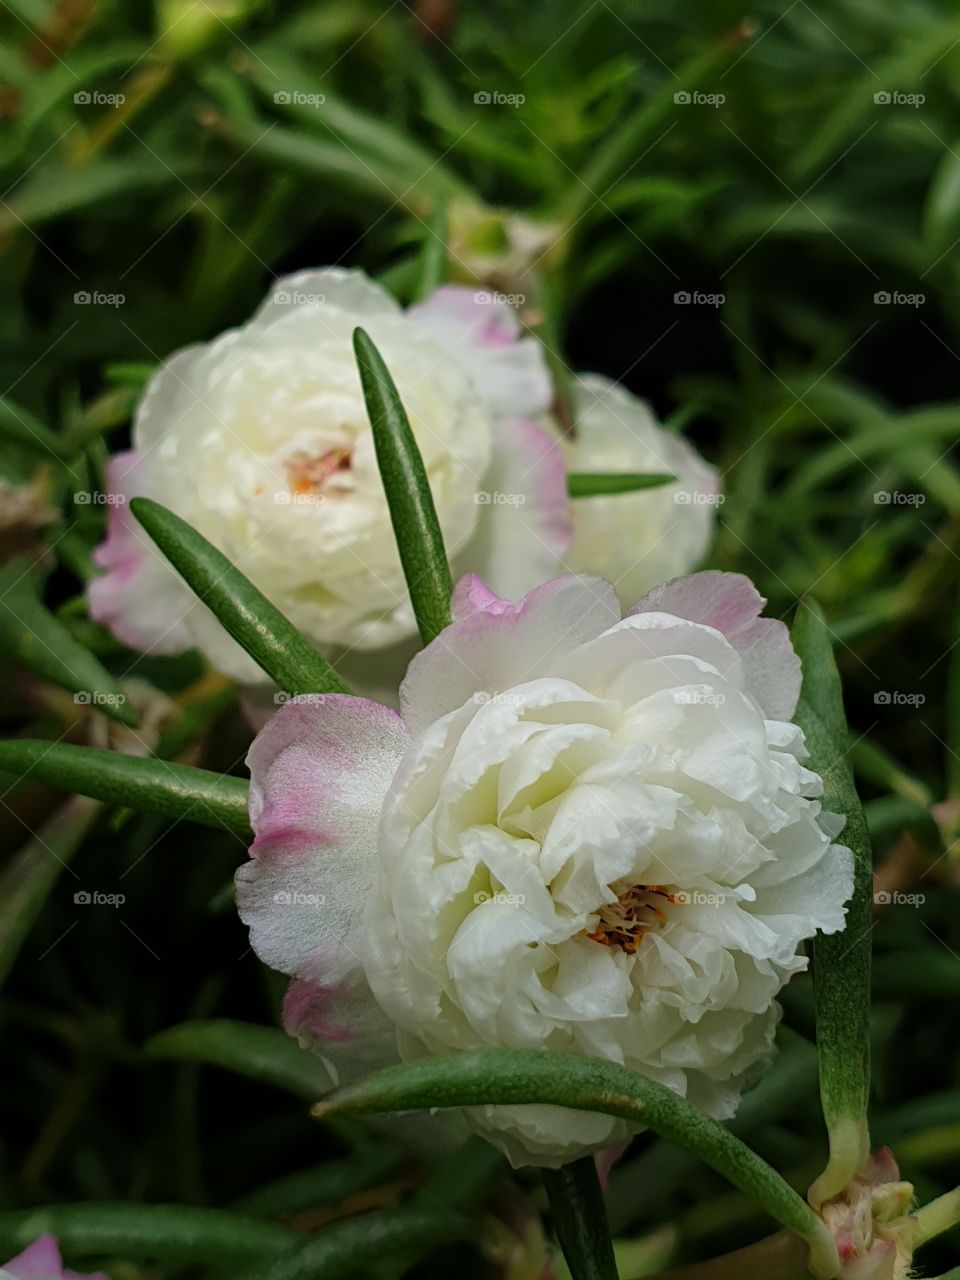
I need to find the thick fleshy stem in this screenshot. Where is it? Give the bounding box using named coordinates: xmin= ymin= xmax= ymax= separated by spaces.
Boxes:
xmin=542 ymin=1157 xmax=619 ymax=1280
xmin=914 ymin=1184 xmax=960 ymax=1248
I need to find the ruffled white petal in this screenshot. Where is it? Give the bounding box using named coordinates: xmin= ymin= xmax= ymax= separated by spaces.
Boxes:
xmin=563 ymin=374 xmax=718 ymax=600
xmin=409 ymin=285 xmax=552 ymax=418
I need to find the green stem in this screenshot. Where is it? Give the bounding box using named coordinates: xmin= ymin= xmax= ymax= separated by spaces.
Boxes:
xmin=914 ymin=1185 xmax=960 ymax=1248
xmin=542 ymin=1158 xmax=619 ymax=1280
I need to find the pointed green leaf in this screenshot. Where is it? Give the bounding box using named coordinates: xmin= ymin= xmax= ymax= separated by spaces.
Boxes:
xmin=353 ymin=328 xmax=453 ymax=645
xmin=567 ymin=472 xmax=675 ymax=497
xmin=315 ymin=1049 xmax=839 ymax=1278
xmin=792 ymin=601 xmax=872 ymax=1206
xmin=0 ymin=1203 xmax=298 ymax=1266
xmin=0 ymin=558 xmax=138 ymax=728
xmin=0 ymin=740 xmax=250 ymax=838
xmin=542 ymin=1157 xmax=618 ymax=1280
xmin=145 ymin=1019 xmax=334 ymax=1099
xmin=130 ymin=498 xmax=350 ymax=696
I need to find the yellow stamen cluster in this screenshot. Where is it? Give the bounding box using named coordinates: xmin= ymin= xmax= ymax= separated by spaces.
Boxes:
xmin=584 ymin=884 xmax=682 ymax=953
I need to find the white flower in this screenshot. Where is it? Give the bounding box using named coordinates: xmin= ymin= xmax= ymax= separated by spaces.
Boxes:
xmin=237 ymin=570 xmax=852 ymax=1167
xmin=89 ymin=272 xmax=569 ymax=682
xmin=562 ymin=375 xmax=719 ymax=603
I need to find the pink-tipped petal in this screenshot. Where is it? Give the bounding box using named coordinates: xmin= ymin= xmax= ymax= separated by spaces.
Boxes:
xmin=409 ymin=286 xmax=552 ymax=418
xmin=630 ymin=572 xmax=801 ymax=720
xmin=462 ymin=418 xmax=572 ymax=603
xmin=282 ymin=972 xmax=399 ymax=1086
xmin=400 ymin=575 xmax=621 ymax=738
xmin=450 ymin=574 xmax=511 ymax=622
xmin=4 ymin=1234 xmax=108 ymax=1280
xmin=236 ymin=694 xmax=408 ymax=987
xmin=87 ymin=451 xmax=195 ymax=657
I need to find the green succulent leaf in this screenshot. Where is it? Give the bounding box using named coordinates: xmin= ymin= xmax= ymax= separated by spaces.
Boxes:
xmin=315 ymin=1048 xmax=840 ymax=1278
xmin=353 ymin=327 xmax=453 ymax=645
xmin=0 ymin=1203 xmax=299 ymax=1266
xmin=567 ymin=472 xmax=675 ymax=497
xmin=0 ymin=740 xmax=250 ymax=837
xmin=792 ymin=600 xmax=872 ymax=1205
xmin=130 ymin=498 xmax=350 ymax=696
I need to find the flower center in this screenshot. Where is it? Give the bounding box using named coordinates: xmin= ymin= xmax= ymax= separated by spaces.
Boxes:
xmin=584 ymin=884 xmax=682 ymax=953
xmin=283 ymin=448 xmax=353 ymax=496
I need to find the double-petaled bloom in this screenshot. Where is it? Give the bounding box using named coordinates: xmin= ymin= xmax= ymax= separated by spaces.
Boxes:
xmin=237 ymin=570 xmax=853 ymax=1166
xmin=88 ymin=272 xmax=570 ymax=682
xmin=87 ymin=268 xmax=719 ymax=690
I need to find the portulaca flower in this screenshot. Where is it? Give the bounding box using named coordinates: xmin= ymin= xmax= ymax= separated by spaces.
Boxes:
xmin=562 ymin=375 xmax=719 ymax=603
xmin=236 ymin=570 xmax=853 ymax=1166
xmin=0 ymin=1235 xmax=107 ymax=1280
xmin=88 ymin=271 xmax=570 ymax=683
xmin=819 ymin=1149 xmax=915 ymax=1279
